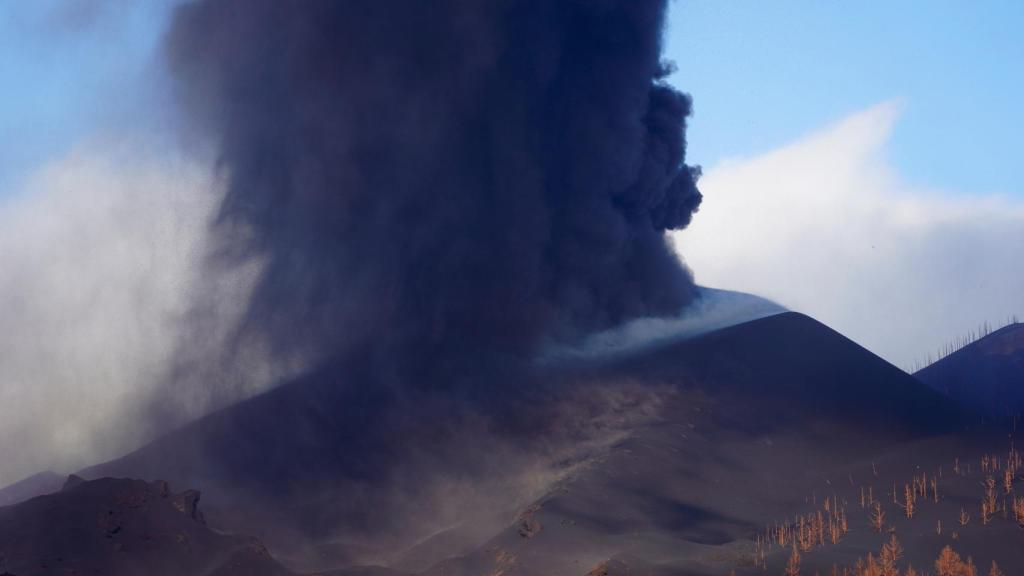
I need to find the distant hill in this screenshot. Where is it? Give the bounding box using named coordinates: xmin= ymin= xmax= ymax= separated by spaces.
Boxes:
xmin=421 ymin=312 xmax=979 ymax=576
xmin=0 ymin=470 xmax=62 ymax=507
xmin=81 ymin=312 xmax=972 ymax=574
xmin=916 ymin=322 xmax=1024 ymax=418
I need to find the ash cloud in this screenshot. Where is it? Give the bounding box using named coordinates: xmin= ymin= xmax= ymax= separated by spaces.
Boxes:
xmin=167 ymin=0 xmax=702 ymax=385
xmin=0 ymin=145 xmax=224 ymax=486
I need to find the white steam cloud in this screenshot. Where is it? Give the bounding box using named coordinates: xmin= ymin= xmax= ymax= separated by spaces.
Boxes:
xmin=0 ymin=143 xmax=260 ymax=486
xmin=542 ymin=287 xmax=785 ymax=363
xmin=675 ymin=102 xmax=1024 ymax=369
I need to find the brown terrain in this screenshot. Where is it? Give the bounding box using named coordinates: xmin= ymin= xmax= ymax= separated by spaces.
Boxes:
xmin=916 ymin=322 xmax=1024 ymax=419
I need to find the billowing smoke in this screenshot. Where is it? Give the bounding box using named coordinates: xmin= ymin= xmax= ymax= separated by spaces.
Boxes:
xmin=167 ymin=0 xmax=702 ymax=386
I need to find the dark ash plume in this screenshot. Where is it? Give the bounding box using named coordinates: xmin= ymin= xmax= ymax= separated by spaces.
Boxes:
xmin=168 ymin=0 xmax=702 ymax=385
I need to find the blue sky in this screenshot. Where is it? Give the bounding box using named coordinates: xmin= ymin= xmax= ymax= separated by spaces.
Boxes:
xmin=0 ymin=1 xmax=173 ymax=196
xmin=665 ymin=0 xmax=1024 ymax=197
xmin=1 ymin=2 xmax=1021 ymax=199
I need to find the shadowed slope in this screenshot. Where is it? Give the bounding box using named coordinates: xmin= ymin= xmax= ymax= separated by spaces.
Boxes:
xmin=602 ymin=311 xmax=966 ymax=434
xmin=0 ymin=470 xmax=63 ymax=507
xmin=916 ymin=323 xmax=1024 ymax=418
xmin=84 ymin=312 xmax=968 ymax=574
xmin=83 ymin=355 xmax=656 ymax=571
xmin=423 ymin=312 xmax=971 ymax=576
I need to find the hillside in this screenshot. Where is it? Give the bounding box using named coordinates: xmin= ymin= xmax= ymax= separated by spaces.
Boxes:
xmin=916 ymin=323 xmax=1024 ymax=419
xmin=77 ymin=312 xmax=982 ymax=574
xmin=417 ymin=313 xmax=988 ymax=575
xmin=0 ymin=471 xmax=62 ymax=507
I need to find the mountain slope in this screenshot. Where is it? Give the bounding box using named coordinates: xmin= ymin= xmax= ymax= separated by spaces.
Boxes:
xmin=916 ymin=322 xmax=1024 ymax=418
xmin=0 ymin=470 xmax=63 ymax=507
xmin=421 ymin=312 xmax=976 ymax=575
xmin=597 ymin=311 xmax=964 ymax=434
xmin=83 ymin=312 xmax=970 ymax=574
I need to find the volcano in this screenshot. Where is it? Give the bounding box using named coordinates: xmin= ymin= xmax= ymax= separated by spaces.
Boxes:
xmin=48 ymin=312 xmax=1005 ymax=575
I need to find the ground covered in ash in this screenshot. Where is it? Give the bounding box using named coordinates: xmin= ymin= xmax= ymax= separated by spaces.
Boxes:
xmin=2 ymin=313 xmax=1020 ymax=575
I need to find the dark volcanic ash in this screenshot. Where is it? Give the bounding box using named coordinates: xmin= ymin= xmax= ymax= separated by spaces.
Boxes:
xmin=168 ymin=0 xmax=702 ymax=386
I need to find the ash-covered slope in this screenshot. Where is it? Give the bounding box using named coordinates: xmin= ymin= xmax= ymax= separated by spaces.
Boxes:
xmin=916 ymin=323 xmax=1024 ymax=418
xmin=83 ymin=353 xmax=649 ymax=571
xmin=605 ymin=311 xmax=965 ymax=434
xmin=0 ymin=476 xmax=290 ymax=576
xmin=421 ymin=312 xmax=973 ymax=576
xmin=82 ymin=312 xmax=969 ymax=575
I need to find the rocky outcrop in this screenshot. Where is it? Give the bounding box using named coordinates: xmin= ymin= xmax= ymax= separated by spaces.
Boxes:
xmin=0 ymin=476 xmax=291 ymax=576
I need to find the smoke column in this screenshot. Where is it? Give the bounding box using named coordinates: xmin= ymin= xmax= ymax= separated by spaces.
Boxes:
xmin=168 ymin=0 xmax=702 ymax=386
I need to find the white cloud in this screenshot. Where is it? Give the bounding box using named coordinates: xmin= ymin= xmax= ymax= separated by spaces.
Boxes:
xmin=0 ymin=143 xmax=261 ymax=485
xmin=674 ymin=101 xmax=1024 ymax=369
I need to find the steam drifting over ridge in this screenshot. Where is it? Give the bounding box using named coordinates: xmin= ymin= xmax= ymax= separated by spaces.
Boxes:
xmin=168 ymin=0 xmax=702 ymax=384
